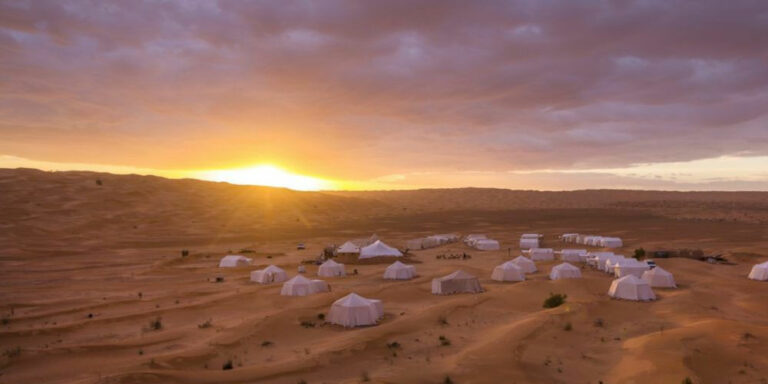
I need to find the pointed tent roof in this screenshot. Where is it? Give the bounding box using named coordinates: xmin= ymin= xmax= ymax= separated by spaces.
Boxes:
xmin=261 ymin=264 xmax=285 ymax=273
xmin=337 ymin=241 xmax=360 ymax=253
xmin=322 ymin=259 xmax=342 ymax=267
xmin=438 ymin=270 xmax=476 ymax=281
xmin=387 ymin=260 xmax=409 ymax=268
xmin=285 ymin=274 xmax=311 ymax=284
xmin=333 ymin=292 xmax=374 ymax=307
xmin=360 ymin=240 xmax=403 ymax=259
xmin=512 ymin=255 xmax=533 ymax=263
xmin=552 ymin=262 xmax=579 ymax=271
xmin=498 ymin=261 xmax=522 ymax=270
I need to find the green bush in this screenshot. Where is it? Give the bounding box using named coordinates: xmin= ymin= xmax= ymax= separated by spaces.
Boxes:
xmin=543 ymin=293 xmax=567 ymax=308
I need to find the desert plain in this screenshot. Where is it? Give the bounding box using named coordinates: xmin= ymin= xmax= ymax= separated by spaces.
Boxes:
xmin=1 ymin=168 xmax=768 ymax=384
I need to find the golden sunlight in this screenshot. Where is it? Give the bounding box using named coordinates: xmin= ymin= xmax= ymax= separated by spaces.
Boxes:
xmin=197 ymin=165 xmax=334 ymax=191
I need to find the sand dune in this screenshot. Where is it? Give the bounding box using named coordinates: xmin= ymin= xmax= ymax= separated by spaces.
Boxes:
xmin=1 ymin=169 xmax=768 ymax=383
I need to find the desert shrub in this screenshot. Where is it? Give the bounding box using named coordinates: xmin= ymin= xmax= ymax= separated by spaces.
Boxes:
xmin=215 ymin=276 xmax=224 ymax=283
xmin=138 ymin=349 xmax=144 ymax=355
xmin=95 ymin=179 xmax=103 ymax=186
xmin=563 ymin=322 xmax=572 ymax=331
xmin=181 ymin=249 xmax=189 ymax=257
xmin=138 ymin=292 xmax=143 ymax=299
xmin=439 ymin=335 xmax=451 ymax=346
xmin=444 ymin=376 xmax=454 ymax=384
xmin=387 ymin=341 xmax=401 ymax=350
xmin=4 ymin=346 xmax=21 ymax=359
xmin=361 ymin=371 xmax=370 ymax=382
xmin=317 ymin=313 xmax=325 ymax=320
xmin=297 ymin=380 xmax=307 ymax=384
xmin=148 ymin=317 xmax=163 ymax=331
xmin=682 ymin=378 xmax=693 ymax=384
xmin=198 ymin=319 xmax=213 ymax=329
xmin=633 ymin=248 xmax=646 ymax=259
xmin=300 ymin=321 xmax=315 ymax=328
xmin=543 ymin=293 xmax=567 ymax=308
xmin=594 ymin=318 xmax=605 ymax=327
xmin=1 ymin=316 xmax=9 ymax=325
xmin=222 ymin=360 xmax=233 ymax=370
xmin=438 ymin=315 xmax=449 ymax=326
xmin=261 ymin=340 xmax=273 ymax=347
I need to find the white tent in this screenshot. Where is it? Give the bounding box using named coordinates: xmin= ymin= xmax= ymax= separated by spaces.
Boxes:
xmin=464 ymin=234 xmax=487 ymax=245
xmin=474 ymin=239 xmax=500 ymax=251
xmin=511 ymin=255 xmax=537 ymax=273
xmin=748 ymin=261 xmax=768 ymax=281
xmin=642 ymin=267 xmax=677 ymax=288
xmin=601 ymin=237 xmax=624 ymax=248
xmin=383 ymin=260 xmax=416 ymax=280
xmin=297 ymin=265 xmax=307 ymax=274
xmin=527 ymin=248 xmax=554 ymax=261
xmin=280 ymin=275 xmax=329 ymax=296
xmin=250 ymin=265 xmax=288 ymax=284
xmin=588 ymin=252 xmax=615 ymax=269
xmin=360 ymin=240 xmax=403 ymax=259
xmin=326 ymin=293 xmax=383 ymax=327
xmin=549 ymin=262 xmax=582 ymax=280
xmin=491 ymin=261 xmax=525 ymax=282
xmin=318 ymin=259 xmax=346 ymax=277
xmin=432 ymin=270 xmax=483 ymax=295
xmin=614 ymin=260 xmax=650 ymax=278
xmin=603 ymin=255 xmax=627 ymax=273
xmin=337 ymin=241 xmax=360 ymax=254
xmin=560 ymin=233 xmax=579 ymax=243
xmin=608 ymin=275 xmax=656 ymax=301
xmin=218 ymin=255 xmax=252 ymax=268
xmin=520 ymin=234 xmax=541 ymax=250
xmin=560 ymin=249 xmax=587 ymax=263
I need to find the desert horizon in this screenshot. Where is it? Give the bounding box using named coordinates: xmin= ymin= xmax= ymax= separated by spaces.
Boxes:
xmin=2 ymin=1 xmax=768 ymax=383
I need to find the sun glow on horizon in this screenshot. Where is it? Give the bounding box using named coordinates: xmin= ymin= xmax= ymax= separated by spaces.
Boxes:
xmin=198 ymin=165 xmax=334 ymax=191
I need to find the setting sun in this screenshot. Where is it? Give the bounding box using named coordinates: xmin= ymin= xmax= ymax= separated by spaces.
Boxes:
xmin=197 ymin=165 xmax=334 ymax=191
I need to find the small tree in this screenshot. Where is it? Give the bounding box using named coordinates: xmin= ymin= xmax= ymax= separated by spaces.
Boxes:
xmin=633 ymin=248 xmax=646 ymax=259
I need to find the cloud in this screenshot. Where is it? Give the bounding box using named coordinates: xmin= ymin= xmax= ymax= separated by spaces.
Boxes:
xmin=1 ymin=0 xmax=768 ymax=185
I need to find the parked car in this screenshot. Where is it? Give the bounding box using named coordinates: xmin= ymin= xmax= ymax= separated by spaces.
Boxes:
xmin=645 ymin=259 xmax=656 ymax=269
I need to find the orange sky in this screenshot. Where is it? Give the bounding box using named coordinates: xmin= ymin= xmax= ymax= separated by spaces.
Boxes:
xmin=2 ymin=1 xmax=768 ymax=191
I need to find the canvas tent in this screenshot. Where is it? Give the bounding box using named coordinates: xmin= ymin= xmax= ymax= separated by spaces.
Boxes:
xmin=613 ymin=260 xmax=650 ymax=278
xmin=642 ymin=267 xmax=677 ymax=288
xmin=549 ymin=262 xmax=582 ymax=280
xmin=491 ymin=261 xmax=525 ymax=282
xmin=280 ymin=275 xmax=329 ymax=296
xmin=600 ymin=237 xmax=624 ymax=248
xmin=474 ymin=239 xmax=500 ymax=251
xmin=432 ymin=270 xmax=483 ymax=295
xmin=383 ymin=261 xmax=416 ymax=280
xmin=609 ymin=275 xmax=656 ymax=301
xmin=520 ymin=234 xmax=541 ymax=250
xmin=560 ymin=233 xmax=579 ymax=243
xmin=560 ymin=249 xmax=587 ymax=263
xmin=464 ymin=234 xmax=487 ymax=245
xmin=337 ymin=241 xmax=360 ymax=255
xmin=360 ymin=240 xmax=403 ymax=259
xmin=527 ymin=248 xmax=554 ymax=261
xmin=218 ymin=255 xmax=252 ymax=268
xmin=318 ymin=259 xmax=346 ymax=277
xmin=250 ymin=265 xmax=288 ymax=284
xmin=327 ymin=293 xmax=383 ymax=327
xmin=748 ymin=261 xmax=768 ymax=281
xmin=511 ymin=255 xmax=537 ymax=273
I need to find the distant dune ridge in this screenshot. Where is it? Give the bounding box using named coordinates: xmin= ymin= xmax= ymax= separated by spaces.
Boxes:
xmin=1 ymin=168 xmax=768 ymax=383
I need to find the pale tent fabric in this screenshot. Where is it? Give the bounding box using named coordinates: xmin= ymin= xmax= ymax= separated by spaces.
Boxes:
xmin=432 ymin=270 xmax=483 ymax=295
xmin=406 ymin=238 xmax=425 ymax=250
xmin=549 ymin=262 xmax=582 ymax=280
xmin=520 ymin=234 xmax=541 ymax=250
xmin=560 ymin=249 xmax=587 ymax=263
xmin=603 ymin=255 xmax=627 ymax=273
xmin=560 ymin=233 xmax=578 ymax=243
xmin=383 ymin=261 xmax=416 ymax=280
xmin=601 ymin=237 xmax=624 ymax=248
xmin=464 ymin=234 xmax=487 ymax=245
xmin=327 ymin=293 xmax=383 ymax=327
xmin=337 ymin=241 xmax=360 ymax=254
xmin=318 ymin=259 xmax=346 ymax=277
xmin=608 ymin=275 xmax=656 ymax=301
xmin=527 ymin=248 xmax=554 ymax=261
xmin=297 ymin=265 xmax=307 ymax=274
xmin=642 ymin=267 xmax=677 ymax=288
xmin=511 ymin=255 xmax=537 ymax=273
xmin=748 ymin=262 xmax=768 ymax=281
xmin=367 ymin=234 xmax=380 ymax=245
xmin=250 ymin=265 xmax=288 ymax=284
xmin=589 ymin=252 xmax=616 ymax=269
xmin=614 ymin=260 xmax=650 ymax=278
xmin=218 ymin=255 xmax=252 ymax=268
xmin=280 ymin=275 xmax=329 ymax=296
xmin=491 ymin=261 xmax=525 ymax=282
xmin=360 ymin=240 xmax=403 ymax=259
xmin=474 ymin=239 xmax=500 ymax=251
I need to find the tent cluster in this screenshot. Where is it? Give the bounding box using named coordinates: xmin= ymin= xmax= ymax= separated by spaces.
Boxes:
xmin=560 ymin=233 xmax=623 ymax=248
xmin=519 ymin=233 xmax=542 ymax=249
xmin=218 ymin=255 xmax=252 ymax=268
xmin=406 ymin=234 xmax=459 ymax=250
xmin=525 ymin=248 xmax=554 ymax=261
xmin=558 ymin=249 xmax=588 ymax=263
xmin=463 ymin=234 xmax=500 ymax=251
xmin=335 ymin=238 xmax=404 ymax=263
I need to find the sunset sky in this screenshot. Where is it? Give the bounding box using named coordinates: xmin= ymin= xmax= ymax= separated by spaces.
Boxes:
xmin=1 ymin=1 xmax=767 ymax=191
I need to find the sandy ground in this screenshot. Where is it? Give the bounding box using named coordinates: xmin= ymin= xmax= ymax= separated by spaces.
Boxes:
xmin=1 ymin=169 xmax=768 ymax=384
